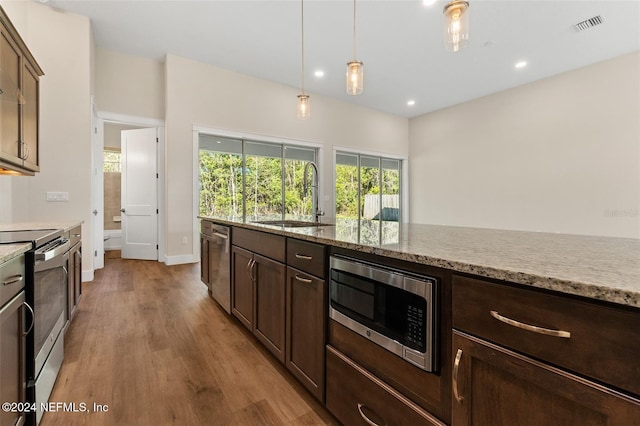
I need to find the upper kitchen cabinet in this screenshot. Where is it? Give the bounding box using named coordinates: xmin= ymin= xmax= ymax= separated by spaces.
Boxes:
xmin=0 ymin=6 xmax=44 ymax=176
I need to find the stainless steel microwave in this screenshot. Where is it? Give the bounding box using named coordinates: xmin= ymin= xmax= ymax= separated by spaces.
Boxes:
xmin=329 ymin=255 xmax=438 ymax=372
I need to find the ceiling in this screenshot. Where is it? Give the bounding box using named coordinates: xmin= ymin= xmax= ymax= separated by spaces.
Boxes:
xmin=45 ymin=0 xmax=639 ymax=118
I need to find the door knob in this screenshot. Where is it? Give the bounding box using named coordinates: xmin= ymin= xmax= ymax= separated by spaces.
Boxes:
xmin=93 ymin=210 xmax=98 ymax=216
xmin=120 ymin=208 xmax=126 ymax=213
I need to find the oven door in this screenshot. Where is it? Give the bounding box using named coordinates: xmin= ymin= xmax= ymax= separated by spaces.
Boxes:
xmin=33 ymin=238 xmax=69 ymax=376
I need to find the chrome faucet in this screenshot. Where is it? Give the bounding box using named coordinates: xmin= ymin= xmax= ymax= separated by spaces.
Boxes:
xmin=303 ymin=161 xmax=324 ymax=223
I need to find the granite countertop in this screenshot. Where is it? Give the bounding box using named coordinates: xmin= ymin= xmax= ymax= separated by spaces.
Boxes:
xmin=0 ymin=221 xmax=83 ymax=233
xmin=0 ymin=243 xmax=31 ymax=264
xmin=201 ymin=216 xmax=640 ymax=309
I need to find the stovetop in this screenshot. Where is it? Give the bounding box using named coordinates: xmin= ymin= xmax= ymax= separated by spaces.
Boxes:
xmin=0 ymin=229 xmax=63 ymax=248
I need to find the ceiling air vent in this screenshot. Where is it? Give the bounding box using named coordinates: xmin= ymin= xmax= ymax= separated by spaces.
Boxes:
xmin=574 ymin=15 xmax=604 ymax=32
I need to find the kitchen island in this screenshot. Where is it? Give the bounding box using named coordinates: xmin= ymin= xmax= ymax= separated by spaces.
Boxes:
xmin=201 ymin=216 xmax=640 ymax=425
xmin=201 ymin=217 xmax=640 ymax=308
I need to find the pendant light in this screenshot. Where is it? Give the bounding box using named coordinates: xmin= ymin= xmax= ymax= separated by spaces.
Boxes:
xmin=443 ymin=0 xmax=469 ymax=52
xmin=297 ymin=0 xmax=310 ymax=119
xmin=346 ymin=0 xmax=363 ymax=95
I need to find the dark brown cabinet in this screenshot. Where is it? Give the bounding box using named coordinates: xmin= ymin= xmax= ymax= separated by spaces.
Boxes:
xmin=0 ymin=6 xmax=44 ymax=175
xmin=451 ymin=331 xmax=640 ymax=425
xmin=451 ymin=275 xmax=640 ymax=424
xmin=0 ymin=254 xmax=30 ymax=426
xmin=253 ymin=254 xmax=286 ymax=362
xmin=326 ymin=346 xmax=443 ymax=426
xmin=231 ymin=228 xmax=286 ymax=362
xmin=66 ymin=226 xmax=82 ymax=323
xmin=286 ymin=267 xmax=325 ymax=401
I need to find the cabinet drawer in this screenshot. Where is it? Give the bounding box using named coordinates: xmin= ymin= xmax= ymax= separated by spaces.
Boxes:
xmin=287 ymin=238 xmax=326 ymax=278
xmin=326 ymin=346 xmax=444 ymax=426
xmin=1 ymin=255 xmax=26 ymax=306
xmin=453 ymin=275 xmax=640 ymax=397
xmin=233 ymin=227 xmax=285 ymax=263
xmin=68 ymin=226 xmax=81 ymax=246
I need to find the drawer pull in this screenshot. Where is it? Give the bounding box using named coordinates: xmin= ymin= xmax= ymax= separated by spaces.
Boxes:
xmin=294 ymin=274 xmax=312 ymax=284
xmin=453 ymin=348 xmax=464 ymax=404
xmin=295 ymin=253 xmax=312 ymax=260
xmin=357 ymin=403 xmax=386 ymax=426
xmin=3 ymin=274 xmax=23 ymax=286
xmin=490 ymin=310 xmax=571 ymax=338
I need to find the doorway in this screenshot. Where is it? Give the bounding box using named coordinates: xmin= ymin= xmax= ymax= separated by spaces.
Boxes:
xmin=92 ymin=112 xmax=165 ymax=270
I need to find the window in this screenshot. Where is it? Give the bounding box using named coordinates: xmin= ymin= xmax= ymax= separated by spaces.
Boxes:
xmin=336 ymin=152 xmax=402 ymax=243
xmin=198 ymin=134 xmax=316 ymax=221
xmin=103 ymin=150 xmax=121 ymax=173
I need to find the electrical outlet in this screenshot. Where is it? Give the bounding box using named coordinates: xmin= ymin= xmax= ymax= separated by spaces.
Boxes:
xmin=46 ymin=192 xmax=69 ymax=202
xmin=182 ymin=236 xmax=188 ymax=244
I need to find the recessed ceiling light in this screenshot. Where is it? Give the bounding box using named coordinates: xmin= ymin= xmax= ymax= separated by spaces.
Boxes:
xmin=422 ymin=0 xmax=437 ymax=6
xmin=515 ymin=61 xmax=527 ymax=69
xmin=407 ymin=100 xmax=416 ymax=106
xmin=314 ymin=70 xmax=325 ymax=78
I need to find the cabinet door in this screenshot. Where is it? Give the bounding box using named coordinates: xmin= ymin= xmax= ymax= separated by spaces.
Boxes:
xmin=0 ymin=27 xmax=22 ymax=166
xmin=286 ymin=267 xmax=325 ymax=401
xmin=0 ymin=291 xmax=28 ymax=426
xmin=74 ymin=245 xmax=82 ymax=304
xmin=21 ymin=60 xmax=39 ymax=172
xmin=254 ymin=254 xmax=286 ymax=363
xmin=200 ymin=236 xmax=209 ymax=287
xmin=67 ymin=249 xmax=76 ymax=322
xmin=451 ymin=331 xmax=640 ymax=425
xmin=231 ymin=246 xmax=254 ymax=331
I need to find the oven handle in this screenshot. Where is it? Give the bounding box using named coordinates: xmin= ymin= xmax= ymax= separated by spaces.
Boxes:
xmin=22 ymin=302 xmax=35 ymax=336
xmin=35 ymin=238 xmax=70 ymax=262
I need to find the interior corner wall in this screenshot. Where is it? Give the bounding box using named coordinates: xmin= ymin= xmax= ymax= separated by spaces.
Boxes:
xmin=409 ymin=51 xmax=640 ymax=239
xmin=95 ymin=48 xmax=165 ymax=120
xmin=164 ymin=54 xmax=409 ymax=260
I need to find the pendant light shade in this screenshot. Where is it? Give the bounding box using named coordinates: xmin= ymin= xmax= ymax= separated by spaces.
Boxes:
xmin=297 ymin=94 xmax=310 ymax=120
xmin=346 ymin=60 xmax=363 ymax=95
xmin=443 ymin=0 xmax=469 ymax=52
xmin=297 ymin=0 xmax=310 ymax=119
xmin=346 ymin=0 xmax=363 ymax=95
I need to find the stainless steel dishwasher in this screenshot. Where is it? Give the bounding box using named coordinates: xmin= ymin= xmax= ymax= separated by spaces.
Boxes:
xmin=200 ymin=222 xmax=231 ymax=314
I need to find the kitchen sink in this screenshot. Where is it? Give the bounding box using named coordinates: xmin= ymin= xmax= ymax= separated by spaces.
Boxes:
xmin=253 ymin=220 xmax=334 ymax=228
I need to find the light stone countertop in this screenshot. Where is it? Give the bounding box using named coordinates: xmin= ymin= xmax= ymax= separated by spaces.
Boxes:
xmin=0 ymin=243 xmax=31 ymax=264
xmin=0 ymin=221 xmax=83 ymax=233
xmin=202 ymin=217 xmax=640 ymax=309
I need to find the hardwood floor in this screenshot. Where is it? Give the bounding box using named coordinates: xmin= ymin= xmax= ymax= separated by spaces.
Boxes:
xmin=41 ymin=257 xmax=336 ymax=426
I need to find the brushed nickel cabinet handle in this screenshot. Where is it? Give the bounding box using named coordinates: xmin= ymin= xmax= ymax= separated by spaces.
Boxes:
xmin=294 ymin=274 xmax=312 ymax=284
xmin=357 ymin=403 xmax=385 ymax=426
xmin=295 ymin=253 xmax=312 ymax=260
xmin=453 ymin=348 xmax=464 ymax=404
xmin=490 ymin=310 xmax=571 ymax=338
xmin=23 ymin=302 xmax=35 ymax=336
xmin=249 ymin=259 xmax=257 ymax=282
xmin=3 ymin=274 xmax=23 ymax=286
xmin=246 ymin=259 xmax=252 ymax=280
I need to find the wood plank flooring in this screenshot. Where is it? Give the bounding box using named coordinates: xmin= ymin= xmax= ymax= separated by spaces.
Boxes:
xmin=41 ymin=257 xmax=336 ymax=425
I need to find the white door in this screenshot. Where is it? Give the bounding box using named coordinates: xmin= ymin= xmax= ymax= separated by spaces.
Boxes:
xmin=121 ymin=128 xmax=158 ymax=260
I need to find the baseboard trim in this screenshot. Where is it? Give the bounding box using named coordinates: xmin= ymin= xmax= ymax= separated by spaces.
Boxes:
xmin=82 ymin=269 xmax=94 ymax=282
xmin=164 ymin=254 xmax=198 ymax=266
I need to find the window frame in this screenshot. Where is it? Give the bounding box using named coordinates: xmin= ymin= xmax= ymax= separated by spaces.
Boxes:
xmin=333 ymin=146 xmax=408 ymax=224
xmin=194 ymin=127 xmax=323 ymax=223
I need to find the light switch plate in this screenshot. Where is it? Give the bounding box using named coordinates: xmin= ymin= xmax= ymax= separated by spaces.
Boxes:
xmin=46 ymin=191 xmax=69 ymax=202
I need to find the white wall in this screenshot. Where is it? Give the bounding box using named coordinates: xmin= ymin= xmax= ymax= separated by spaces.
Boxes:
xmin=95 ymin=48 xmax=165 ymax=120
xmin=409 ymin=52 xmax=640 ymax=239
xmin=0 ymin=2 xmax=94 ymax=275
xmin=165 ymin=54 xmax=409 ymax=261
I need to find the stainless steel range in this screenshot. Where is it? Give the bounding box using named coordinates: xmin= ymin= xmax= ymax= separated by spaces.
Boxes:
xmin=0 ymin=229 xmax=69 ymax=426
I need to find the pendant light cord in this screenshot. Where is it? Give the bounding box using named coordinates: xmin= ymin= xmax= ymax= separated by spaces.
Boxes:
xmin=301 ymin=0 xmax=305 ymax=94
xmin=352 ymin=0 xmax=357 ymax=59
